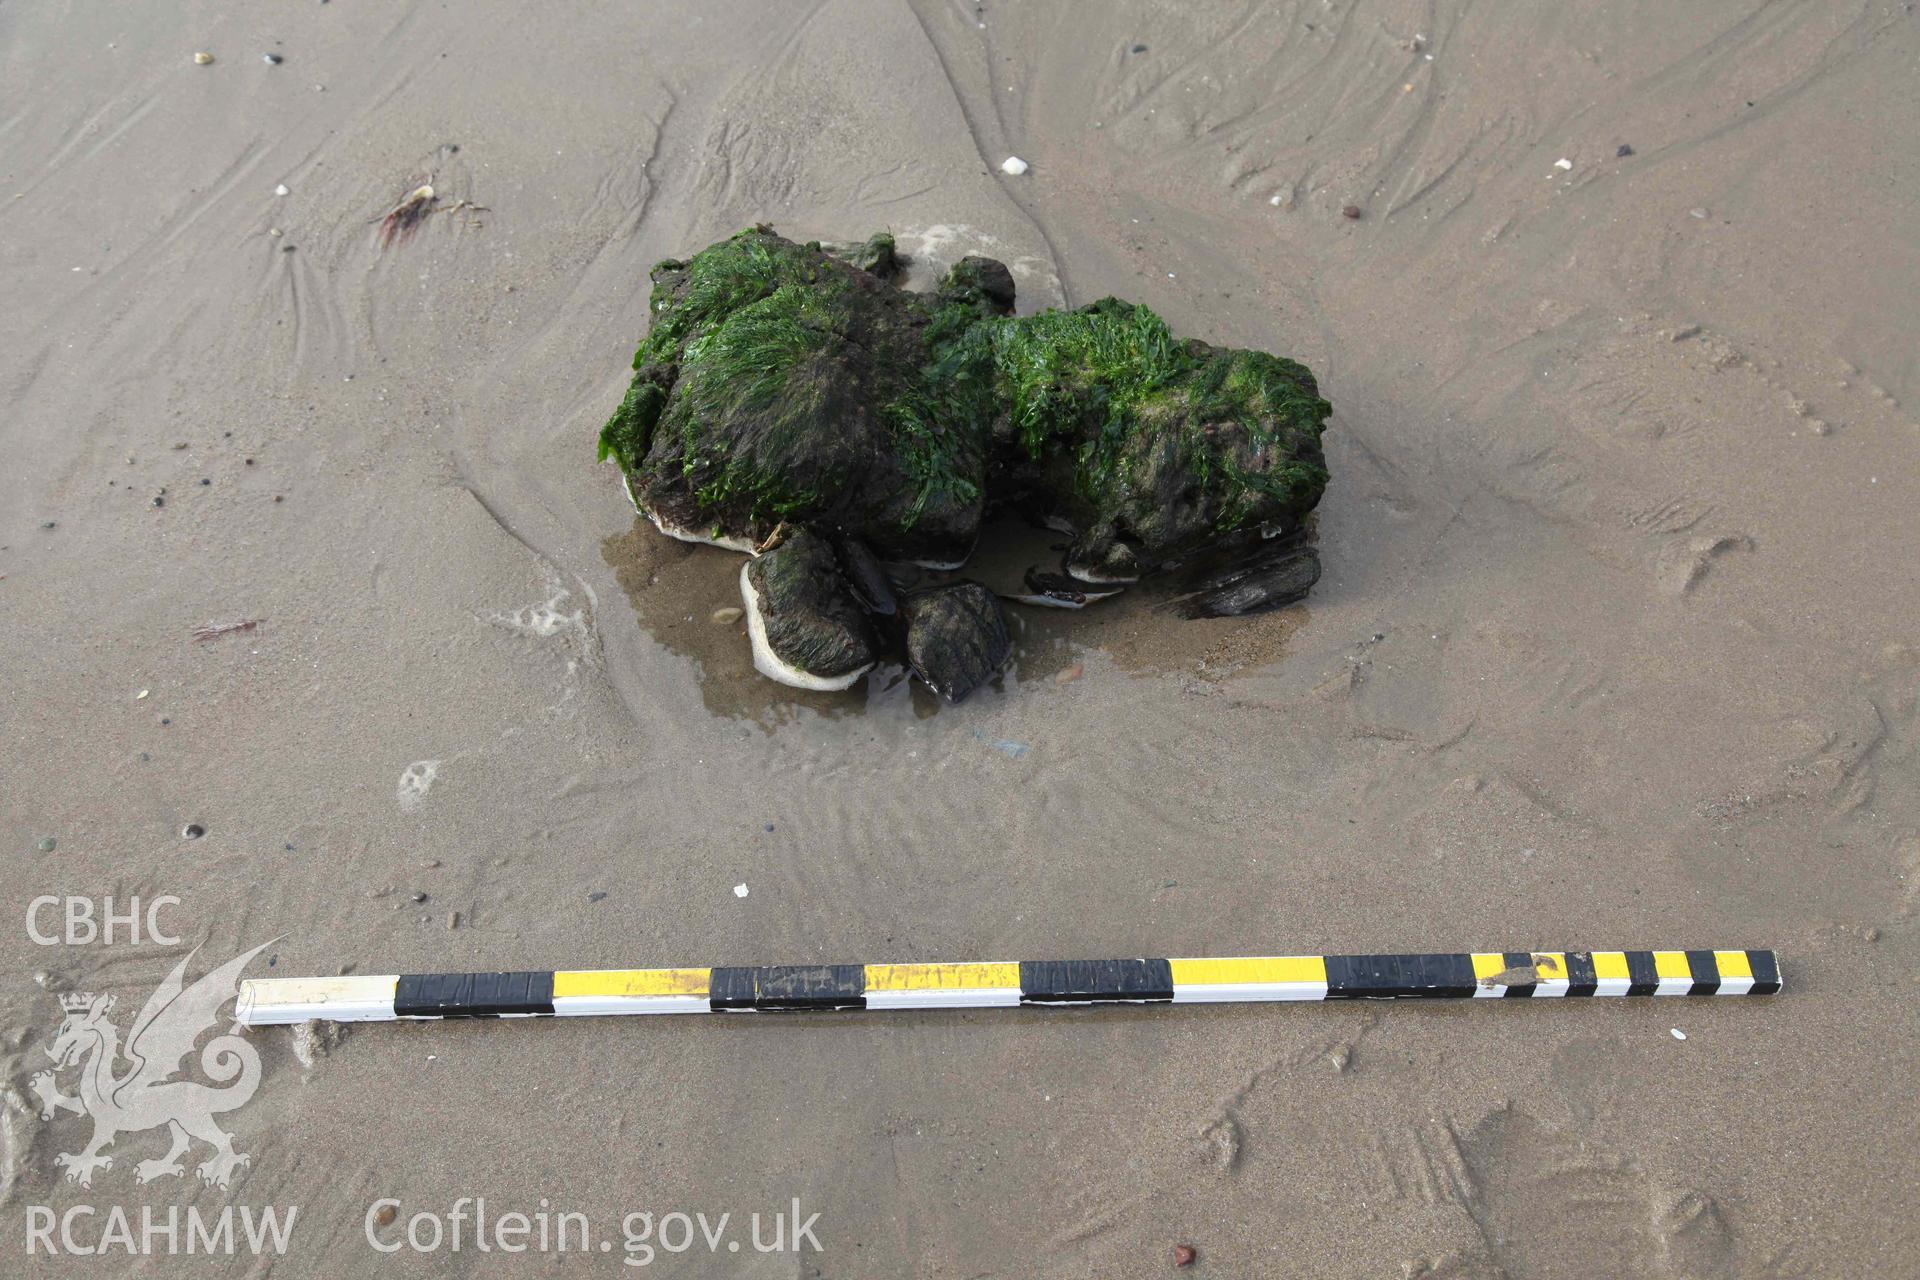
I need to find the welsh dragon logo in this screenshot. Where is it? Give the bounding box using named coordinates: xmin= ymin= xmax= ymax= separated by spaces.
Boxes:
xmin=30 ymin=942 xmax=270 ymax=1189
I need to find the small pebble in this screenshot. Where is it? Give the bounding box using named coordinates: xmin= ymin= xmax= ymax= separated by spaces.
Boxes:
xmin=588 ymin=891 xmax=607 ymax=903
xmin=1000 ymin=156 xmax=1029 ymax=176
xmin=446 ymin=912 xmax=459 ymax=929
xmin=38 ymin=837 xmax=56 ymax=853
xmin=182 ymin=823 xmax=205 ymax=840
xmin=711 ymin=606 xmax=744 ymax=625
xmin=199 ymin=477 xmax=211 ymax=486
xmin=1174 ymin=1244 xmax=1197 ymax=1268
xmin=41 ymin=521 xmax=56 ymax=530
xmin=263 ymin=53 xmax=283 ymax=65
xmin=275 ymin=183 xmax=290 ymax=196
xmin=153 ymin=496 xmax=165 ymax=507
xmin=1670 ymin=1028 xmax=1687 ymax=1041
xmin=137 ymin=689 xmax=149 ymax=699
xmin=1554 ymin=157 xmax=1572 ymax=170
xmin=1056 ymin=662 xmax=1084 ymax=686
xmin=1341 ymin=204 xmax=1363 ymax=220
xmin=193 ymin=52 xmax=214 ymax=65
xmin=410 ymin=892 xmax=427 ymax=904
xmin=1130 ymin=43 xmax=1148 ymax=53
xmin=1616 ymin=143 xmax=1635 ymax=157
xmin=733 ymin=883 xmax=750 ymax=899
xmin=373 ymin=1204 xmax=397 ymax=1228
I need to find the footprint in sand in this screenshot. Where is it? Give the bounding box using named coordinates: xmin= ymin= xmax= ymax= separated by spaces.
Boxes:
xmin=396 ymin=760 xmax=442 ymax=812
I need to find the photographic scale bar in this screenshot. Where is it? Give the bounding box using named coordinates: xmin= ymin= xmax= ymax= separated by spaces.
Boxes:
xmin=236 ymin=949 xmax=1781 ymax=1025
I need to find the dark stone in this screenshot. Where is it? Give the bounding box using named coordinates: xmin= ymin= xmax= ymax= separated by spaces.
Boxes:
xmin=901 ymin=583 xmax=1011 ymax=702
xmin=1023 ymin=568 xmax=1095 ymax=605
xmin=836 ymin=538 xmax=898 ymax=616
xmin=1065 ymin=534 xmax=1141 ymax=584
xmin=1173 ymin=538 xmax=1321 ymax=618
xmin=846 ymin=231 xmax=900 ymax=278
xmin=937 ymin=254 xmax=1017 ymax=315
xmin=745 ymin=530 xmax=879 ymax=683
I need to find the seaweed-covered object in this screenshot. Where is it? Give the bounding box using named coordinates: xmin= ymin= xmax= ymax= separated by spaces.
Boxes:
xmin=599 ymin=226 xmax=1332 ymax=698
xmin=599 ymin=227 xmax=996 ymax=567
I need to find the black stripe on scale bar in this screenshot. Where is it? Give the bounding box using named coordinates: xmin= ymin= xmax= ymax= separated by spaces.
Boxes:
xmin=707 ymin=965 xmax=867 ymax=1012
xmin=1325 ymin=953 xmax=1476 ymax=998
xmin=1563 ymin=952 xmax=1599 ymax=997
xmin=1624 ymin=951 xmax=1660 ymax=997
xmin=393 ymin=971 xmax=554 ymax=1018
xmin=1684 ymin=949 xmax=1722 ymax=996
xmin=1748 ymin=950 xmax=1782 ymax=995
xmin=1018 ymin=959 xmax=1174 ymax=1004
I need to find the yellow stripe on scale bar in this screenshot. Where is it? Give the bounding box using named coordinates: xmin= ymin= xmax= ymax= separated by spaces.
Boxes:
xmin=1168 ymin=955 xmax=1328 ymax=1002
xmin=1652 ymin=950 xmax=1694 ymax=996
xmin=863 ymin=962 xmax=1022 ymax=1010
xmin=552 ymin=968 xmax=711 ymax=998
xmin=549 ymin=967 xmax=711 ymax=1017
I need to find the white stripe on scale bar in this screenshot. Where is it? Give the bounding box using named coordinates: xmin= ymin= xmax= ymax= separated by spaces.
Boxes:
xmin=864 ymin=988 xmax=1024 ymax=1010
xmin=551 ymin=994 xmax=714 ymax=1017
xmin=1170 ymin=981 xmax=1329 ymax=1003
xmin=237 ymin=976 xmax=398 ymax=1025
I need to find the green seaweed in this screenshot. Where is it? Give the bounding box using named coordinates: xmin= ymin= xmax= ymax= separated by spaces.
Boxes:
xmin=594 ymin=372 xmax=668 ymax=471
xmin=879 ymin=299 xmax=998 ymax=526
xmin=600 ymin=228 xmax=1331 ymax=559
xmin=849 ymin=231 xmax=898 ymax=276
xmin=671 ymin=285 xmax=844 ymax=518
xmin=981 ymin=299 xmax=1329 ymax=530
xmin=991 ymin=298 xmax=1182 ymax=456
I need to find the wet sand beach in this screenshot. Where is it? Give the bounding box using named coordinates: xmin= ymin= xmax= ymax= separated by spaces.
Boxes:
xmin=3 ymin=3 xmax=1917 ymax=1275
